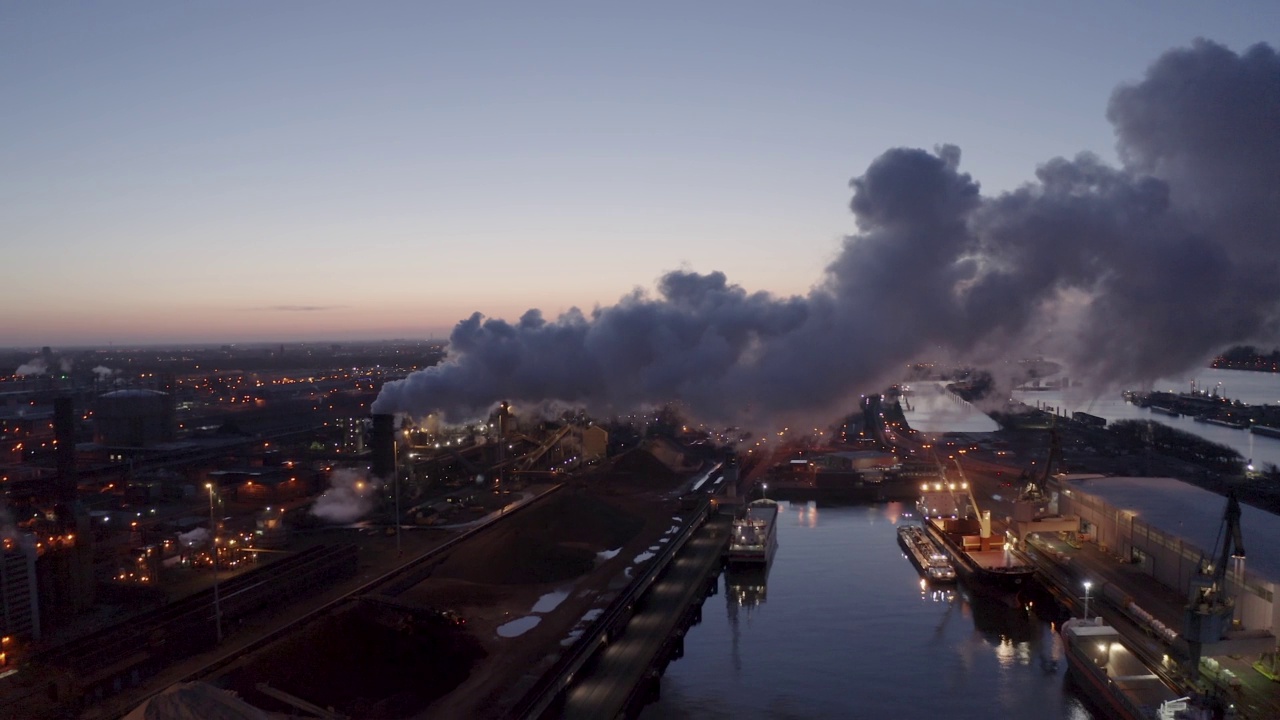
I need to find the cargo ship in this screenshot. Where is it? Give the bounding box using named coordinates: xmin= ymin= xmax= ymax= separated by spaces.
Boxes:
xmin=918 ymin=480 xmax=1036 ymax=595
xmin=1251 ymin=424 xmax=1280 ymax=440
xmin=1061 ymin=619 xmax=1199 ymax=720
xmin=1194 ymin=415 xmax=1248 ymax=430
xmin=897 ymin=525 xmax=956 ymax=583
xmin=726 ymin=499 xmax=778 ymax=567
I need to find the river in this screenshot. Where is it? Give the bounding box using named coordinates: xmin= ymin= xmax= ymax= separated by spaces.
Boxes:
xmin=639 ymin=501 xmax=1097 ymax=720
xmin=1013 ymin=367 xmax=1280 ymax=469
xmin=639 ymin=370 xmax=1280 ymax=719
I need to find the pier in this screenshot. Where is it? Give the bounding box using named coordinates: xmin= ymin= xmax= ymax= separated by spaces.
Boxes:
xmin=510 ymin=491 xmax=731 ymax=720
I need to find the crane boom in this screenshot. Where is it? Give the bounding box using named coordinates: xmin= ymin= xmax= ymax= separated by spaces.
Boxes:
xmin=1185 ymin=491 xmax=1247 ymax=655
xmin=1214 ymin=492 xmax=1246 ymax=585
xmin=952 ymin=458 xmax=990 ymax=540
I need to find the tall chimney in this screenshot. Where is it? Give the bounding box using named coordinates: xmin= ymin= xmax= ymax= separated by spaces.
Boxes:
xmin=370 ymin=413 xmax=396 ymax=480
xmin=54 ymin=396 xmax=78 ymax=502
xmin=497 ymin=401 xmax=512 ymax=437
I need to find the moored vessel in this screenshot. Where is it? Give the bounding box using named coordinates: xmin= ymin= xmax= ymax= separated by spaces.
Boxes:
xmin=1061 ymin=619 xmax=1205 ymax=720
xmin=1250 ymin=424 xmax=1280 ymax=439
xmin=917 ymin=480 xmax=1035 ymax=594
xmin=897 ymin=525 xmax=956 ymax=583
xmin=726 ymin=498 xmax=778 ymax=567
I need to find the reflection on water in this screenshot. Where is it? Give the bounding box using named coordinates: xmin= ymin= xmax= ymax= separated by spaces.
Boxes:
xmin=918 ymin=577 xmax=955 ymax=603
xmin=794 ymin=500 xmax=819 ymax=528
xmin=725 ymin=564 xmax=770 ymax=677
xmin=726 ymin=566 xmax=770 ymax=610
xmin=641 ymin=503 xmax=1096 ymax=720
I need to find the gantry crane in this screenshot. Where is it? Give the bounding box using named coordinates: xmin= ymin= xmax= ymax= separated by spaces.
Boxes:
xmin=1184 ymin=492 xmax=1246 ymax=671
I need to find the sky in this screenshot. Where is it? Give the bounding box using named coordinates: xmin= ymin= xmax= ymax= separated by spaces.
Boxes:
xmin=3 ymin=1 xmax=1278 ymax=348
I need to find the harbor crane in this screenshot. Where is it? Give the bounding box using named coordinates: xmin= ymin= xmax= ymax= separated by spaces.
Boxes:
xmin=952 ymin=458 xmax=993 ymax=549
xmin=1184 ymin=491 xmax=1246 ymax=670
xmin=1022 ymin=419 xmax=1062 ymax=503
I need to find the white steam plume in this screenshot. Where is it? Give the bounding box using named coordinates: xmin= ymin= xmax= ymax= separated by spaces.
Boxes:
xmin=15 ymin=358 xmax=48 ymax=376
xmin=311 ymin=469 xmax=380 ymax=523
xmin=179 ymin=527 xmax=210 ymax=548
xmin=374 ymin=40 xmax=1280 ymax=428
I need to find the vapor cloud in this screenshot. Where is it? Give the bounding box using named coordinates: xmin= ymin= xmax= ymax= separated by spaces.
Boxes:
xmin=15 ymin=358 xmax=48 ymax=376
xmin=311 ymin=469 xmax=380 ymax=523
xmin=375 ymin=39 xmax=1280 ymax=427
xmin=178 ymin=527 xmax=210 ymax=548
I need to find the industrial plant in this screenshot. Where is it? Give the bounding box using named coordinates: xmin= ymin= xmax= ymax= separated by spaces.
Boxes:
xmin=5 ymin=342 xmax=1280 ymax=720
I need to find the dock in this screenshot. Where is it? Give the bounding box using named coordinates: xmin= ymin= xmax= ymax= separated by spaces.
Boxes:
xmin=556 ymin=515 xmax=729 ymax=719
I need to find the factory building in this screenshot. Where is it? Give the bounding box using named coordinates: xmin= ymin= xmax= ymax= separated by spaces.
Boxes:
xmin=93 ymin=389 xmax=175 ymax=447
xmin=1058 ymin=475 xmax=1279 ymax=653
xmin=570 ymin=425 xmax=609 ymax=462
xmin=0 ymin=539 xmax=40 ymax=641
xmin=809 ymin=450 xmax=900 ymax=472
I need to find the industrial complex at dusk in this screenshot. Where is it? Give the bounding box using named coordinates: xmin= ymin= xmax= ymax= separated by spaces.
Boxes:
xmin=4 ymin=4 xmax=1280 ymax=719
xmin=2 ymin=343 xmax=1280 ymax=718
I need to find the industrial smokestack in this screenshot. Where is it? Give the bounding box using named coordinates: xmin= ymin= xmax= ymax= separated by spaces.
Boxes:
xmin=497 ymin=401 xmax=512 ymax=437
xmin=54 ymin=396 xmax=77 ymax=503
xmin=369 ymin=413 xmax=396 ymax=481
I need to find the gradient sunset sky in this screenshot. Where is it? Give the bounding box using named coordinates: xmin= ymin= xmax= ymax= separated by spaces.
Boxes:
xmin=3 ymin=2 xmax=1276 ymax=347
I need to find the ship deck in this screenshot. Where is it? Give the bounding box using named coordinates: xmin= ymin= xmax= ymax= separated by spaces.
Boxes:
xmin=966 ymin=548 xmax=1030 ymax=570
xmin=1068 ymin=625 xmax=1178 ymax=711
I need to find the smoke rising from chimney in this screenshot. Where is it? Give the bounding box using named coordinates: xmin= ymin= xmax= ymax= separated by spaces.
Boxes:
xmin=375 ymin=39 xmax=1280 ymax=426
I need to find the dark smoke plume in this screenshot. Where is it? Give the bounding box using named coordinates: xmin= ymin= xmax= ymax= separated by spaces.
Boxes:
xmin=376 ymin=39 xmax=1280 ymax=426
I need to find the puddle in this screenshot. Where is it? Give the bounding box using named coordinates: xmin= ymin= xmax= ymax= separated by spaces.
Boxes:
xmin=532 ymin=590 xmax=569 ymax=614
xmin=497 ymin=616 xmax=541 ymax=638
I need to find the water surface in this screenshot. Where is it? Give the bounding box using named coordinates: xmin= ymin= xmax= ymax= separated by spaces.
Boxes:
xmin=641 ymin=502 xmax=1096 ymax=720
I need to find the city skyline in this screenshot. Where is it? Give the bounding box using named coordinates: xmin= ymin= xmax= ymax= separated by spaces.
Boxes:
xmin=4 ymin=2 xmax=1278 ymax=347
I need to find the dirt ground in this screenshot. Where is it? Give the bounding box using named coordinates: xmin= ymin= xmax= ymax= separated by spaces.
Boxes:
xmin=202 ymin=469 xmax=699 ymax=719
xmin=404 ymin=477 xmax=695 ymax=719
xmin=221 ymin=599 xmax=485 ymax=719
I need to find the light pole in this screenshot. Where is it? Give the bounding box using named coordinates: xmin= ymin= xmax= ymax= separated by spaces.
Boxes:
xmin=1082 ymin=580 xmax=1092 ymax=619
xmin=205 ymin=483 xmax=223 ymax=643
xmin=761 ymin=482 xmax=768 ymax=501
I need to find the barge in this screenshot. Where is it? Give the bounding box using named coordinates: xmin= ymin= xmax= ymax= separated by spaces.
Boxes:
xmin=1194 ymin=416 xmax=1248 ymax=429
xmin=1061 ymin=619 xmax=1199 ymax=720
xmin=897 ymin=525 xmax=956 ymax=583
xmin=725 ymin=499 xmax=778 ymax=567
xmin=1251 ymin=424 xmax=1280 ymax=440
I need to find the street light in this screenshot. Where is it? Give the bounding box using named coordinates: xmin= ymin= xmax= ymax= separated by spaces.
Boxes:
xmin=205 ymin=483 xmax=223 ymax=643
xmin=1083 ymin=580 xmax=1093 ymax=619
xmin=761 ymin=482 xmax=768 ymax=500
